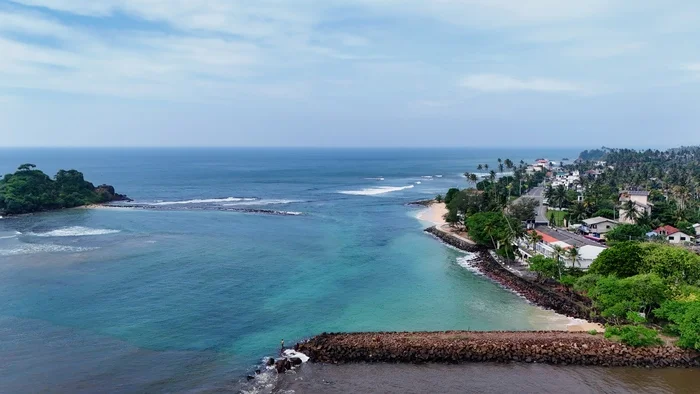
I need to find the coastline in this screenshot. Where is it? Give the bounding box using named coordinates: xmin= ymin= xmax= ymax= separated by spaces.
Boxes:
xmin=417 ymin=213 xmax=605 ymax=333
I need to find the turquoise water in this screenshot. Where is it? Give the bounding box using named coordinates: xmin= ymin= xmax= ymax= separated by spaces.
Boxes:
xmin=0 ymin=148 xmax=580 ymax=392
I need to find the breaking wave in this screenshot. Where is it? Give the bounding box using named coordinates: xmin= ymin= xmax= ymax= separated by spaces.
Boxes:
xmin=222 ymin=199 xmax=299 ymax=206
xmin=456 ymin=254 xmax=482 ymax=275
xmin=364 ymin=177 xmax=385 ymax=181
xmin=28 ymin=226 xmax=121 ymax=237
xmin=339 ymin=185 xmax=414 ymax=196
xmin=149 ymin=197 xmax=257 ymax=206
xmin=0 ymin=244 xmax=98 ymax=256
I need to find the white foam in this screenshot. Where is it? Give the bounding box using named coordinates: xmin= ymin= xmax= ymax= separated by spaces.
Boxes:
xmin=29 ymin=226 xmax=120 ymax=237
xmin=435 ymin=175 xmax=443 ymax=178
xmin=222 ymin=199 xmax=299 ymax=207
xmin=0 ymin=235 xmax=17 ymax=240
xmin=421 ymin=176 xmax=434 ymax=179
xmin=280 ymin=211 xmax=302 ymax=216
xmin=0 ymin=244 xmax=98 ymax=256
xmin=339 ymin=185 xmax=414 ymax=196
xmin=282 ymin=349 xmax=310 ymax=363
xmin=149 ymin=197 xmax=257 ymax=206
xmin=364 ymin=177 xmax=385 ymax=181
xmin=415 ymin=181 xmax=422 ymax=184
xmin=456 ymin=254 xmax=482 ymax=275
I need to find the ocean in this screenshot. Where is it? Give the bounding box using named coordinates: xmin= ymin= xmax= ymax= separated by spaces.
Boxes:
xmin=0 ymin=148 xmax=695 ymax=393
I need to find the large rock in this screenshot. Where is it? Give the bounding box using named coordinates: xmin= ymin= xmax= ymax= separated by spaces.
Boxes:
xmin=94 ymin=184 xmax=132 ymax=202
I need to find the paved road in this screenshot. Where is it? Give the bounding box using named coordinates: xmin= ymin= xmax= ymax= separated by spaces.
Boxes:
xmin=519 ymin=186 xmax=549 ymax=224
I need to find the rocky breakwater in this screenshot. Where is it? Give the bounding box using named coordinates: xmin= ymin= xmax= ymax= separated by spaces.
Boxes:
xmin=425 ymin=226 xmax=601 ymax=323
xmin=296 ymin=331 xmax=700 ymax=368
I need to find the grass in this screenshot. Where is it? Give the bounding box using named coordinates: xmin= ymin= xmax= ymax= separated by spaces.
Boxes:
xmin=547 ymin=209 xmax=567 ymax=227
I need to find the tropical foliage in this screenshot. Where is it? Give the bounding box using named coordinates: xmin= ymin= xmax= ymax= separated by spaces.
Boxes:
xmin=0 ymin=164 xmax=124 ymax=214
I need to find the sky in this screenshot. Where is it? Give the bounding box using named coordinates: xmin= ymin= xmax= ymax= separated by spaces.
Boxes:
xmin=1 ymin=0 xmax=700 ymax=148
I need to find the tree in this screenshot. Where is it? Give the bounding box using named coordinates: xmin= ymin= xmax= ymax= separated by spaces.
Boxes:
xmin=589 ymin=241 xmax=645 ymax=278
xmin=567 ymin=246 xmax=582 ymax=268
xmin=641 ymin=245 xmax=700 ymax=285
xmin=552 ymin=245 xmax=566 ymax=279
xmin=588 ymin=274 xmax=669 ymax=323
xmin=526 ymin=230 xmax=543 ymax=251
xmin=529 ymin=255 xmax=560 ymax=281
xmin=435 ymin=194 xmax=443 ymax=203
xmin=605 ymin=224 xmax=650 ymax=243
xmin=507 ymin=197 xmax=540 ymax=222
xmin=621 ymin=200 xmax=640 ymax=223
xmin=465 ymin=212 xmax=520 ymax=249
xmin=444 ymin=188 xmax=460 ymax=204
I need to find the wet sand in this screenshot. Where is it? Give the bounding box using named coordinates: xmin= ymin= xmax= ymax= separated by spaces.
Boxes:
xmin=416 ymin=202 xmax=448 ymax=226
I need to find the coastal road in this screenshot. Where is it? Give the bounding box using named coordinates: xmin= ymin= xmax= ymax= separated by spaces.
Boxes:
xmin=516 ymin=186 xmax=549 ymax=224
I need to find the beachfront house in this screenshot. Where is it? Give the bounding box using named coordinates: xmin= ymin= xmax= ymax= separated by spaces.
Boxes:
xmin=619 ymin=191 xmax=652 ymax=224
xmin=653 ymin=225 xmax=696 ymax=245
xmin=517 ymin=226 xmax=606 ymax=270
xmin=581 ymin=217 xmax=619 ymax=240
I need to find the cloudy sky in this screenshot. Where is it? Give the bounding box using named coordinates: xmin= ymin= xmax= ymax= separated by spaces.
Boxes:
xmin=1 ymin=1 xmax=700 ymax=147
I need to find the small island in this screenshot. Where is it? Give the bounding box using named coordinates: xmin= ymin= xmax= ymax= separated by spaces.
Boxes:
xmin=0 ymin=163 xmax=130 ymax=215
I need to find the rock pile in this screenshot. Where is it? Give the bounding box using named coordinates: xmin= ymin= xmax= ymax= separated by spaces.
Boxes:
xmin=296 ymin=331 xmax=700 ymax=368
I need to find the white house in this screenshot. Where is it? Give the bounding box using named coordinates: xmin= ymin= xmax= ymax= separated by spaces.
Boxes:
xmin=619 ymin=191 xmax=653 ymax=224
xmin=693 ymin=223 xmax=700 ymax=236
xmin=581 ymin=217 xmax=619 ymax=239
xmin=517 ymin=228 xmax=606 ymax=270
xmin=653 ymin=225 xmax=696 ymax=245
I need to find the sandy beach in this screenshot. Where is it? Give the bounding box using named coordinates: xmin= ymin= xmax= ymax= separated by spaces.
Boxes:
xmin=416 ymin=202 xmax=448 ymax=226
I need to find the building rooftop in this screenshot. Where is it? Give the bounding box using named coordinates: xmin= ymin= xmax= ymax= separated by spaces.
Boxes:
xmin=535 ymin=225 xmax=605 ymax=248
xmin=583 ymin=216 xmax=617 ymax=226
xmin=655 ymin=225 xmax=680 ymax=235
xmin=623 ymin=190 xmax=650 ymax=196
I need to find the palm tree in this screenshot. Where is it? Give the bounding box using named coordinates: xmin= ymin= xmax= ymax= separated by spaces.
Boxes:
xmin=569 ymin=202 xmax=587 ymax=223
xmin=552 ymin=245 xmax=565 ymax=279
xmin=567 ymin=246 xmax=581 ymax=268
xmin=621 ymin=200 xmax=640 ymax=223
xmin=469 ymin=173 xmax=478 ymax=184
xmin=484 ymin=164 xmax=489 ymax=171
xmin=526 ymin=230 xmax=543 ymax=251
xmin=504 ymin=159 xmax=514 ymax=170
xmin=554 ymin=185 xmax=568 ymax=209
xmin=477 ymin=164 xmax=483 ymax=171
xmin=498 ymin=163 xmax=505 ymax=174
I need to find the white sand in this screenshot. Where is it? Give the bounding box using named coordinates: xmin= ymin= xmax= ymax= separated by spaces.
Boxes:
xmin=416 ymin=202 xmax=448 ymax=226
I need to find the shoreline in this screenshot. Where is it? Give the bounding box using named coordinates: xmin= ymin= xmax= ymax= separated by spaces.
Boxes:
xmin=423 ymin=225 xmax=605 ymax=333
xmin=415 ymin=201 xmax=448 ymax=226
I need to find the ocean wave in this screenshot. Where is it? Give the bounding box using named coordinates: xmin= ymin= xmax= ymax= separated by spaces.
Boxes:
xmin=222 ymin=199 xmax=299 ymax=207
xmin=0 ymin=244 xmax=98 ymax=256
xmin=149 ymin=197 xmax=258 ymax=206
xmin=415 ymin=181 xmax=422 ymax=184
xmin=364 ymin=177 xmax=385 ymax=181
xmin=338 ymin=185 xmax=414 ymax=196
xmin=421 ymin=176 xmax=434 ymax=179
xmin=456 ymin=254 xmax=482 ymax=275
xmin=435 ymin=175 xmax=443 ymax=178
xmin=28 ymin=226 xmax=121 ymax=237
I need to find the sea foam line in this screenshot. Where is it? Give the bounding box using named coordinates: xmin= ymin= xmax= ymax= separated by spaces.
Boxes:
xmin=338 ymin=185 xmax=414 ymax=196
xmin=222 ymin=199 xmax=299 ymax=206
xmin=0 ymin=244 xmax=98 ymax=256
xmin=28 ymin=226 xmax=121 ymax=237
xmin=149 ymin=197 xmax=257 ymax=206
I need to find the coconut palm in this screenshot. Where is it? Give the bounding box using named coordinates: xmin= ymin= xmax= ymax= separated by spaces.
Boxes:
xmin=552 ymin=245 xmax=566 ymax=279
xmin=477 ymin=164 xmax=483 ymax=171
xmin=498 ymin=163 xmax=505 ymax=174
xmin=567 ymin=246 xmax=581 ymax=268
xmin=621 ymin=200 xmax=640 ymax=223
xmin=484 ymin=164 xmax=489 ymax=170
xmin=526 ymin=230 xmax=543 ymax=251
xmin=469 ymin=173 xmax=478 ymax=184
xmin=504 ymin=159 xmax=514 ymax=170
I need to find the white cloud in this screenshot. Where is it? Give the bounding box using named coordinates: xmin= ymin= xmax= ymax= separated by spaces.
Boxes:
xmin=459 ymin=74 xmax=587 ymax=94
xmin=682 ymin=63 xmax=700 ymax=72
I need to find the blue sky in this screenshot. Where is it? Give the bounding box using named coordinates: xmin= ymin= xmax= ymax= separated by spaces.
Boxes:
xmin=1 ymin=0 xmax=700 ymax=147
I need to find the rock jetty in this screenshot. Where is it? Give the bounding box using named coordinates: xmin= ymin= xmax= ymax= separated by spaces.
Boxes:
xmin=425 ymin=226 xmax=602 ymax=323
xmin=296 ymin=331 xmax=700 ymax=368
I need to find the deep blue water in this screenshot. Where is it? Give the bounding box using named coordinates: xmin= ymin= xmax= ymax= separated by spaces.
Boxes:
xmin=0 ymin=148 xmax=581 ymax=393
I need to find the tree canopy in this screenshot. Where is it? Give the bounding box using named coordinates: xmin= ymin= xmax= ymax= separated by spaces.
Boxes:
xmin=0 ymin=164 xmax=126 ymax=214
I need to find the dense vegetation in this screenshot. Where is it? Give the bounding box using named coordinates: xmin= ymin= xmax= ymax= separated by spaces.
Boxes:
xmin=0 ymin=164 xmax=127 ymax=215
xmin=570 ymin=241 xmax=700 ymax=349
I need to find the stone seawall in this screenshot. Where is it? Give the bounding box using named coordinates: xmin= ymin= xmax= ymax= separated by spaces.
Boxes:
xmin=425 ymin=226 xmax=602 ymax=323
xmin=296 ymin=332 xmax=700 ymax=368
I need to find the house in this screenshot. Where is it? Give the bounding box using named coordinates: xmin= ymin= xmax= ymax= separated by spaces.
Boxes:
xmin=619 ymin=191 xmax=653 ymax=224
xmin=517 ymin=226 xmax=607 ymax=269
xmin=551 ymin=171 xmax=581 ymax=189
xmin=693 ymin=223 xmax=700 ymax=236
xmin=581 ymin=217 xmax=619 ymax=239
xmin=653 ymin=225 xmax=696 ymax=245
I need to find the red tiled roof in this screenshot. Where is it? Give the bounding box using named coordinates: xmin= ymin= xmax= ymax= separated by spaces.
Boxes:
xmin=535 ymin=230 xmax=558 ymax=244
xmin=655 ymin=225 xmax=680 ymax=235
